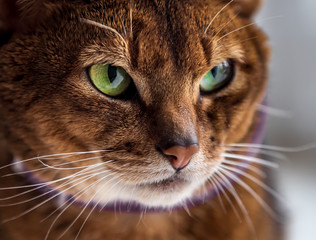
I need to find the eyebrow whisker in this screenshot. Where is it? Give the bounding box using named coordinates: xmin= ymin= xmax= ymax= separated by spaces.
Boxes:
xmin=80 ymin=18 xmax=127 ymax=47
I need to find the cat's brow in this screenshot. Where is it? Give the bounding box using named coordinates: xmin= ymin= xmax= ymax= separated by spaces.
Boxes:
xmin=80 ymin=18 xmax=127 ymax=47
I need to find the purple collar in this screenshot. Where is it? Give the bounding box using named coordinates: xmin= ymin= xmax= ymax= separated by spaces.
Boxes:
xmin=12 ymin=99 xmax=267 ymax=213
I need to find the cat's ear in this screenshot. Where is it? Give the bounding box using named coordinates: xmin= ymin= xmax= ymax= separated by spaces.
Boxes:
xmin=226 ymin=0 xmax=263 ymax=18
xmin=0 ymin=0 xmax=57 ymax=44
xmin=0 ymin=0 xmax=90 ymax=44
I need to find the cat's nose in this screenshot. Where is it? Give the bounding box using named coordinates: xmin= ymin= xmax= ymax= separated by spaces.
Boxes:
xmin=162 ymin=144 xmax=199 ymax=170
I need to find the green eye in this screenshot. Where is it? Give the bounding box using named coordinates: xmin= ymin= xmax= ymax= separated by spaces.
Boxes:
xmin=89 ymin=64 xmax=132 ymax=97
xmin=200 ymin=60 xmax=234 ymax=93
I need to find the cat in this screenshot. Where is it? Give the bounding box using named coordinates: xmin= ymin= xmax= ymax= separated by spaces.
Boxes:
xmin=0 ymin=0 xmax=283 ymax=239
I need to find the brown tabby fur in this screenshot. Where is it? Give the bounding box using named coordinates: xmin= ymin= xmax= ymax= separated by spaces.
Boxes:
xmin=0 ymin=0 xmax=283 ymax=239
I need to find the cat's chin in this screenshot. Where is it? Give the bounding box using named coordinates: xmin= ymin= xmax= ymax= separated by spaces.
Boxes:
xmin=88 ymin=175 xmax=208 ymax=210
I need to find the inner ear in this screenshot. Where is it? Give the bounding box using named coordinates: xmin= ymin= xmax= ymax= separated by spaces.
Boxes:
xmin=226 ymin=0 xmax=263 ymax=18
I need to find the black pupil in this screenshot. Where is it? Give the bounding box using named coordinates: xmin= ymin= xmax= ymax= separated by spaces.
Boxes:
xmin=108 ymin=65 xmax=117 ymax=83
xmin=211 ymin=66 xmax=218 ymax=77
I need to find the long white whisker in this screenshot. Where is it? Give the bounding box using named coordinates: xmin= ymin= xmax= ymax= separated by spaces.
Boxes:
xmin=37 ymin=158 xmax=114 ymax=171
xmin=1 ymin=168 xmax=110 ymax=222
xmin=225 ymin=147 xmax=287 ymax=160
xmin=0 ymin=162 xmax=105 ymax=191
xmin=221 ymin=164 xmax=283 ymax=201
xmin=44 ymin=172 xmax=121 ymax=240
xmin=74 ymin=178 xmax=124 ymax=240
xmin=208 ymin=176 xmax=226 ymax=213
xmin=217 ymin=16 xmax=283 ymax=42
xmin=42 ymin=172 xmax=122 ymax=223
xmin=56 ymin=176 xmax=122 ymax=240
xmin=43 ymin=178 xmax=105 ymax=240
xmin=222 ymin=159 xmax=266 ymax=177
xmin=239 ymin=36 xmax=258 ymax=44
xmin=0 ymin=166 xmax=106 ymax=207
xmin=80 ymin=18 xmax=127 ymax=47
xmin=225 ymin=142 xmax=316 ymax=153
xmin=222 ymin=153 xmax=279 ymax=168
xmin=204 ymin=0 xmax=234 ymax=34
xmin=213 ymin=10 xmax=240 ymax=39
xmin=215 ymin=171 xmax=256 ymax=238
xmin=2 ymin=157 xmax=114 ymax=178
xmin=212 ymin=173 xmax=242 ymax=222
xmin=0 ymin=149 xmax=113 ymax=171
xmin=257 ymin=104 xmax=292 ymax=118
xmin=0 ymin=164 xmax=106 ymax=202
xmin=218 ymin=167 xmax=278 ymax=220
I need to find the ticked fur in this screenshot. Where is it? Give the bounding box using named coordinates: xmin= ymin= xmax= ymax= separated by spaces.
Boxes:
xmin=0 ymin=0 xmax=282 ymax=239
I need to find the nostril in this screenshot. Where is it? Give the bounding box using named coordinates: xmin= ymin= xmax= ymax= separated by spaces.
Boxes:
xmin=165 ymin=154 xmax=177 ymax=163
xmin=161 ymin=144 xmax=199 ymax=170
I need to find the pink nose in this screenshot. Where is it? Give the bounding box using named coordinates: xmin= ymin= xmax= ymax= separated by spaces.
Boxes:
xmin=162 ymin=144 xmax=199 ymax=170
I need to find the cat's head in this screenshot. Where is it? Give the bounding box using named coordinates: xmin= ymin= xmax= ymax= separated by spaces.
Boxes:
xmin=0 ymin=0 xmax=269 ymax=209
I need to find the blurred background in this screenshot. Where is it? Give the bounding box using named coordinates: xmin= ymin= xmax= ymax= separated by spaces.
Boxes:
xmin=257 ymin=1 xmax=316 ymax=239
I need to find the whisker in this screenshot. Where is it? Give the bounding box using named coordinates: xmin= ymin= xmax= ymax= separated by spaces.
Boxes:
xmin=80 ymin=18 xmax=127 ymax=47
xmin=0 ymin=164 xmax=106 ymax=202
xmin=56 ymin=176 xmax=122 ymax=240
xmin=217 ymin=22 xmax=256 ymax=42
xmin=225 ymin=147 xmax=287 ymax=160
xmin=0 ymin=162 xmax=105 ymax=190
xmin=224 ymin=142 xmax=316 ymax=153
xmin=218 ymin=167 xmax=278 ymax=220
xmin=207 ymin=176 xmax=226 ymax=213
xmin=239 ymin=36 xmax=258 ymax=44
xmin=0 ymin=166 xmax=106 ymax=207
xmin=43 ymin=177 xmax=107 ymax=240
xmin=74 ymin=178 xmax=123 ymax=240
xmin=215 ymin=171 xmax=256 ymax=238
xmin=2 ymin=177 xmax=86 ymax=223
xmin=221 ymin=164 xmax=283 ymax=201
xmin=222 ymin=153 xmax=279 ymax=168
xmin=257 ymin=104 xmax=292 ymax=118
xmin=204 ymin=0 xmax=234 ymax=34
xmin=222 ymin=159 xmax=266 ymax=177
xmin=211 ymin=173 xmax=242 ymax=222
xmin=217 ymin=16 xmax=283 ymax=42
xmin=213 ymin=10 xmax=240 ymax=39
xmin=41 ymin=172 xmax=121 ymax=223
xmin=182 ymin=203 xmax=192 ymax=217
xmin=37 ymin=158 xmax=114 ymax=171
xmin=118 ymin=15 xmax=127 ymax=37
xmin=0 ymin=149 xmax=113 ymax=171
xmin=1 ymin=168 xmax=112 ymax=222
xmin=2 ymin=155 xmax=117 ymax=178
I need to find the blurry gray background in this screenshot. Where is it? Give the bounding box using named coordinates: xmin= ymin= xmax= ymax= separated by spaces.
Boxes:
xmin=257 ymin=1 xmax=316 ymax=239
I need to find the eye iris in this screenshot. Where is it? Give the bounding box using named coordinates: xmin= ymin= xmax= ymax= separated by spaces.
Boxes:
xmin=200 ymin=60 xmax=233 ymax=93
xmin=89 ymin=64 xmax=131 ymax=97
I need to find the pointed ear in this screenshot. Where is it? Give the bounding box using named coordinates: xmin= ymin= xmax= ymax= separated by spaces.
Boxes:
xmin=228 ymin=0 xmax=263 ymax=18
xmin=0 ymin=0 xmax=58 ymax=45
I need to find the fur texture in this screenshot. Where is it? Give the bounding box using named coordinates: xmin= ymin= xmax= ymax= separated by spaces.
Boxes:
xmin=0 ymin=0 xmax=282 ymax=239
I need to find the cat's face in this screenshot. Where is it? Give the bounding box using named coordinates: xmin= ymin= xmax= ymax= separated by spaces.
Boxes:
xmin=0 ymin=0 xmax=269 ymax=208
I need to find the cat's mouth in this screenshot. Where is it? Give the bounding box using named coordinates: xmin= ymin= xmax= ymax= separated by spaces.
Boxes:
xmin=140 ymin=175 xmax=189 ymax=191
